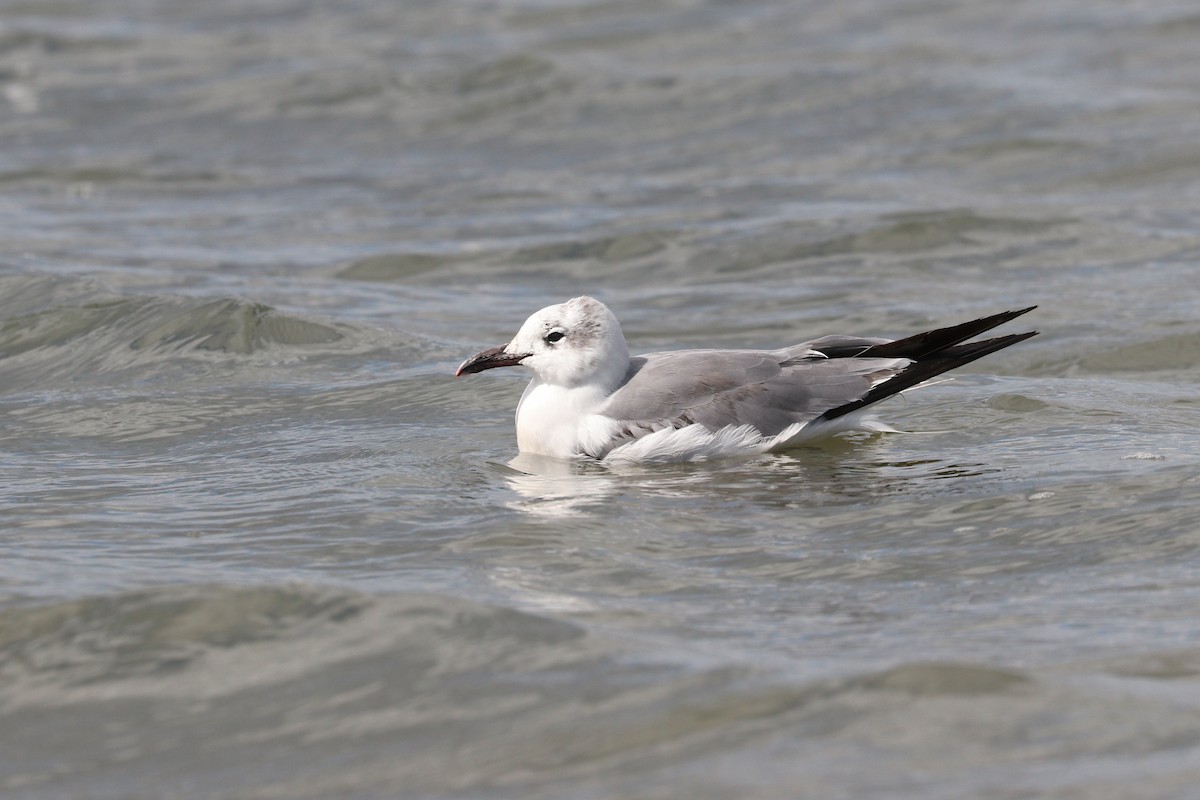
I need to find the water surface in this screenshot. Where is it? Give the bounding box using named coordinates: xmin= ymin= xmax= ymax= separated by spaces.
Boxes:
xmin=2 ymin=1 xmax=1200 ymax=797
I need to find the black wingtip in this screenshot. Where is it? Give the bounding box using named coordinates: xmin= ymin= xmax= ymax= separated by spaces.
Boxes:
xmin=853 ymin=306 xmax=1038 ymax=361
xmin=816 ymin=321 xmax=1038 ymax=423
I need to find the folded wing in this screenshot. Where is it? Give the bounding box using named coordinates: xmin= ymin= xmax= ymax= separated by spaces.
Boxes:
xmin=591 ymin=307 xmax=1037 ymax=458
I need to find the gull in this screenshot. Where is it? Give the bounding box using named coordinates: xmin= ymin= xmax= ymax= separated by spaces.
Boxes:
xmin=456 ymin=297 xmax=1037 ymax=463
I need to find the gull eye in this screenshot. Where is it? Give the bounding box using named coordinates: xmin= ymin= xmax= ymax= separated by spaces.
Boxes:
xmin=545 ymin=330 xmax=565 ymax=344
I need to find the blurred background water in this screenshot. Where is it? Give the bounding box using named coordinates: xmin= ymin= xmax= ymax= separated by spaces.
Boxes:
xmin=2 ymin=1 xmax=1200 ymax=797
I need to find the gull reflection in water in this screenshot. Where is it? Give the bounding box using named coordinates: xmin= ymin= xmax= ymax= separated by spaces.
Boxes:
xmin=496 ymin=431 xmax=1003 ymax=521
xmin=496 ymin=452 xmax=621 ymax=518
xmin=497 ymin=451 xmax=730 ymax=519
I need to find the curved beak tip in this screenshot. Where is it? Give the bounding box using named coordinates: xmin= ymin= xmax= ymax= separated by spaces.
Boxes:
xmin=455 ymin=345 xmax=527 ymax=377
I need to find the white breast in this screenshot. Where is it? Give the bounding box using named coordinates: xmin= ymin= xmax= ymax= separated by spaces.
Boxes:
xmin=515 ymin=379 xmax=616 ymax=459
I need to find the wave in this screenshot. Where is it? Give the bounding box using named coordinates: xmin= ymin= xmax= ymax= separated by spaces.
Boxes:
xmin=0 ymin=274 xmax=384 ymax=389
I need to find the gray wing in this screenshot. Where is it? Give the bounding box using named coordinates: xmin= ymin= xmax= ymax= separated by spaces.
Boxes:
xmin=598 ymin=345 xmax=905 ymax=440
xmin=590 ymin=309 xmax=1038 ymax=458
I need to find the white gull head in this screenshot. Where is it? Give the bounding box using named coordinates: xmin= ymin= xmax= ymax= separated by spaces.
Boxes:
xmin=456 ymin=296 xmax=630 ymax=391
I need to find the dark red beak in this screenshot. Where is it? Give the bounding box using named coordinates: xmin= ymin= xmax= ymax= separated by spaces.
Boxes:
xmin=455 ymin=345 xmax=529 ymax=377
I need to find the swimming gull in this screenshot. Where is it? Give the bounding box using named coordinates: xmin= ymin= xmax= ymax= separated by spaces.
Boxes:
xmin=456 ymin=297 xmax=1037 ymax=463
